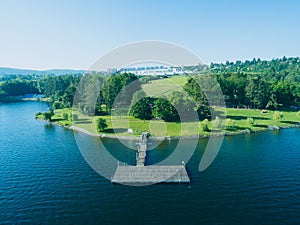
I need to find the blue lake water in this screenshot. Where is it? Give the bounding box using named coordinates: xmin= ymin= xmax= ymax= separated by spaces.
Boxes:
xmin=0 ymin=101 xmax=299 ymax=225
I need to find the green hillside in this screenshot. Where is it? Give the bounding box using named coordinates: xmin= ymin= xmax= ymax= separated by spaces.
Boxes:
xmin=142 ymin=76 xmax=188 ymax=97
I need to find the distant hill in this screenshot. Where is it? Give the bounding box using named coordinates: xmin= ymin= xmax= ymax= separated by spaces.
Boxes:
xmin=0 ymin=67 xmax=86 ymax=76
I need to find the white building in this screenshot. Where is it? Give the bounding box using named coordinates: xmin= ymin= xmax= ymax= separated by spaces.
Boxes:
xmin=118 ymin=66 xmax=184 ymax=76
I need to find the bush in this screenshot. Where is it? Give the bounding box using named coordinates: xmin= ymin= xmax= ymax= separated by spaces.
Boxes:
xmin=212 ymin=116 xmax=222 ymax=130
xmin=200 ymin=119 xmax=209 ymax=132
xmin=225 ymin=118 xmax=235 ymax=128
xmin=273 ymin=111 xmax=283 ymax=121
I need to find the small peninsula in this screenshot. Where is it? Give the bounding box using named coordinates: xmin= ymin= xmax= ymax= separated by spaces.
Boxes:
xmin=31 ymin=57 xmax=300 ymax=139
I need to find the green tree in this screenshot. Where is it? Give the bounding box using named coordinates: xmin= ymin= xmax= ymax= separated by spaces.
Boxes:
xmin=168 ymin=90 xmax=196 ymax=122
xmin=83 ymin=76 xmax=103 ymax=115
xmin=120 ymin=73 xmax=141 ymax=101
xmin=95 ymin=117 xmax=108 ymax=132
xmin=272 ymin=80 xmax=294 ymax=107
xmin=245 ymin=77 xmax=270 ymax=109
xmin=0 ymin=79 xmax=39 ymax=96
xmin=102 ymin=75 xmax=122 ymax=112
xmin=62 ymin=85 xmax=77 ymax=108
xmin=102 ymin=73 xmax=140 ymax=112
xmin=153 ymin=98 xmax=179 ymax=122
xmin=266 ymin=93 xmax=278 ymax=109
xmin=130 ymin=90 xmax=147 ymax=107
xmin=43 ymin=110 xmax=54 ymax=121
xmin=218 ymin=72 xmax=247 ymax=107
xmin=130 ymin=97 xmax=154 ymax=121
xmin=184 ymin=77 xmax=211 ymax=120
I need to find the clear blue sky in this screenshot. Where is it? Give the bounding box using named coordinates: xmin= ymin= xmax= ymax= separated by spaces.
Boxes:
xmin=1 ymin=0 xmax=300 ymax=70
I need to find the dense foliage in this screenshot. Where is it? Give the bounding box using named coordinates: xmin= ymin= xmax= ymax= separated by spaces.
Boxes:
xmin=130 ymin=96 xmax=154 ymax=121
xmin=0 ymin=79 xmax=39 ymax=101
xmin=37 ymin=75 xmax=81 ymax=108
xmin=102 ymin=73 xmax=141 ymax=112
xmin=212 ymin=57 xmax=300 ymax=108
xmin=95 ymin=117 xmax=108 ymax=132
xmin=1 ymin=56 xmax=300 ymax=123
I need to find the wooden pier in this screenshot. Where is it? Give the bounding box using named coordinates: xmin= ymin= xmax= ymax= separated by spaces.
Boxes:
xmin=112 ymin=132 xmax=190 ymax=184
xmin=136 ymin=132 xmax=148 ymax=166
xmin=112 ymin=165 xmax=189 ymax=183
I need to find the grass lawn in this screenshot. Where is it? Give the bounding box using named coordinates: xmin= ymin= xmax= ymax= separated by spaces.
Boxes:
xmin=224 ymin=108 xmax=300 ymax=132
xmin=142 ymin=75 xmax=188 ymax=97
xmin=46 ymin=107 xmax=300 ymax=137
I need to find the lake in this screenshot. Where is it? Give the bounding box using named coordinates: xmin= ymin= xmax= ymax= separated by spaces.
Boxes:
xmin=0 ymin=101 xmax=299 ymax=225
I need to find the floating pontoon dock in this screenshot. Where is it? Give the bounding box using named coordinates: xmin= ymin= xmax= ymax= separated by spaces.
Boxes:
xmin=112 ymin=132 xmax=190 ymax=184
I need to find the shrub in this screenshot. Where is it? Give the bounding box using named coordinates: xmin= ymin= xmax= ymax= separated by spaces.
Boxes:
xmin=200 ymin=119 xmax=209 ymax=132
xmin=225 ymin=118 xmax=235 ymax=128
xmin=247 ymin=117 xmax=255 ymax=128
xmin=273 ymin=111 xmax=283 ymax=121
xmin=212 ymin=116 xmax=222 ymax=130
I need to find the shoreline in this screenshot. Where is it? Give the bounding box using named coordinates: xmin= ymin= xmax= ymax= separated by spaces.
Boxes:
xmin=0 ymin=97 xmax=50 ymax=103
xmin=64 ymin=123 xmax=300 ymax=141
xmin=35 ymin=108 xmax=300 ymax=141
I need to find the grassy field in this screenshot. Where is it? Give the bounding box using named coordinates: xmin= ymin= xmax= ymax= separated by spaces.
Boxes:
xmin=46 ymin=107 xmax=300 ymax=137
xmin=222 ymin=108 xmax=300 ymax=132
xmin=142 ymin=75 xmax=188 ymax=97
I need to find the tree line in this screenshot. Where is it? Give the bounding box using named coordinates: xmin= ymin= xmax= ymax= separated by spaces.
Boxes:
xmin=1 ymin=56 xmax=300 ymax=122
xmin=0 ymin=79 xmax=39 ymax=102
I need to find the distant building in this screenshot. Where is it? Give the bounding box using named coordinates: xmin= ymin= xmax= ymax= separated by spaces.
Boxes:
xmin=118 ymin=65 xmax=184 ymax=76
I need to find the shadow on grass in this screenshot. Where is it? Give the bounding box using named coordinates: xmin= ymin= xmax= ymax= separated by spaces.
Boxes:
xmin=104 ymin=128 xmax=127 ymax=134
xmin=74 ymin=120 xmax=92 ymax=124
xmin=226 ymin=126 xmax=246 ymax=131
xmin=75 ymin=118 xmax=91 ymax=122
xmin=213 ymin=110 xmax=225 ymax=117
xmin=51 ymin=118 xmax=63 ymax=122
xmin=254 ymin=124 xmax=268 ymax=128
xmin=282 ymin=121 xmax=299 ymax=125
xmin=227 ymin=115 xmax=270 ymax=120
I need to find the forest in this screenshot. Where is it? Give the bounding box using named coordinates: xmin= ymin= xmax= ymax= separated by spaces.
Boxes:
xmin=1 ymin=57 xmax=300 ymax=123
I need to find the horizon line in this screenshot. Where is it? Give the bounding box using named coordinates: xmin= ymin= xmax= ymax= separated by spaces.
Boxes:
xmin=1 ymin=55 xmax=299 ymax=71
